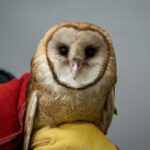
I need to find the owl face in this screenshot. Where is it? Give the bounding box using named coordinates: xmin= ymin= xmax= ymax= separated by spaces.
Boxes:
xmin=47 ymin=27 xmax=109 ymax=89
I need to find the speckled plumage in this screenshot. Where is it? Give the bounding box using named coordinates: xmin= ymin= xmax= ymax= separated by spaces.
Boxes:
xmin=23 ymin=22 xmax=117 ymax=150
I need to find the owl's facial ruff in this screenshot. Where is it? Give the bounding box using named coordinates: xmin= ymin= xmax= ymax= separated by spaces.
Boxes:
xmin=46 ymin=27 xmax=110 ymax=90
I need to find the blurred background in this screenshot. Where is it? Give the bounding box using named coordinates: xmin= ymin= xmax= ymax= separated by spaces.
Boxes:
xmin=0 ymin=0 xmax=150 ymax=149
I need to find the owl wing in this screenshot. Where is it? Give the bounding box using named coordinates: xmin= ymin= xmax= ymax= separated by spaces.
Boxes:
xmin=100 ymin=87 xmax=117 ymax=134
xmin=23 ymin=91 xmax=38 ymax=150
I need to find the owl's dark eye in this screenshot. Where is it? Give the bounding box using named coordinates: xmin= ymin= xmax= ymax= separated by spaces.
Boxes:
xmin=85 ymin=46 xmax=97 ymax=58
xmin=58 ymin=45 xmax=69 ymax=56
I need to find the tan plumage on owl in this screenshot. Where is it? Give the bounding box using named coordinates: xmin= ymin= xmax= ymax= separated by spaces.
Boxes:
xmin=23 ymin=22 xmax=117 ymax=150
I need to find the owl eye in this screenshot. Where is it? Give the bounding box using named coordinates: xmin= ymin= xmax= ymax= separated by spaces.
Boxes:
xmin=85 ymin=46 xmax=97 ymax=58
xmin=58 ymin=45 xmax=69 ymax=56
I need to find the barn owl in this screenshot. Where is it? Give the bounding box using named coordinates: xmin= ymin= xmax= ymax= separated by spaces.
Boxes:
xmin=23 ymin=22 xmax=117 ymax=150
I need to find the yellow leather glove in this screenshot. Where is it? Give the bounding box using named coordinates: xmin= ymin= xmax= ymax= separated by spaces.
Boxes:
xmin=31 ymin=122 xmax=117 ymax=150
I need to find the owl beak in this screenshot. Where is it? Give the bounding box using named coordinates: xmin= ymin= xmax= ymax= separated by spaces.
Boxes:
xmin=70 ymin=61 xmax=83 ymax=79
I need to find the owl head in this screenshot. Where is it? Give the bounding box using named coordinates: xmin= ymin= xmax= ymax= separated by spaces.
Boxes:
xmin=31 ymin=22 xmax=117 ymax=91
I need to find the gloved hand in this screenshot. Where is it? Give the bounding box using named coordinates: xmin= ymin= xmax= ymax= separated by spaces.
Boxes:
xmin=31 ymin=122 xmax=118 ymax=150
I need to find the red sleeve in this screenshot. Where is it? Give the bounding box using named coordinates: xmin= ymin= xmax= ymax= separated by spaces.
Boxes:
xmin=0 ymin=73 xmax=31 ymax=150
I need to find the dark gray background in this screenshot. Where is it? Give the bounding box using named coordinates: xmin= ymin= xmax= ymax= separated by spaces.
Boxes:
xmin=0 ymin=0 xmax=150 ymax=149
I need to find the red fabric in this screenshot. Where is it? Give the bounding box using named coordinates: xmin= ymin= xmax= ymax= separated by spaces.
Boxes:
xmin=0 ymin=73 xmax=31 ymax=150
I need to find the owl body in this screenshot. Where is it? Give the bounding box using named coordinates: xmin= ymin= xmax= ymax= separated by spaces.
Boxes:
xmin=31 ymin=76 xmax=110 ymax=130
xmin=24 ymin=22 xmax=117 ymax=150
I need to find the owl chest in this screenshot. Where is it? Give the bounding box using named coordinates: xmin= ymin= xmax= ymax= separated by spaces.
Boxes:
xmin=34 ymin=91 xmax=105 ymax=129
